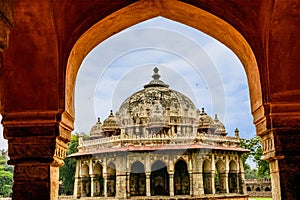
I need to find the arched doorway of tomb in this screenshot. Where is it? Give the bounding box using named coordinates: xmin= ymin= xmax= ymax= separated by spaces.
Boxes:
xmin=215 ymin=159 xmax=226 ymax=194
xmin=81 ymin=164 xmax=91 ymax=197
xmin=174 ymin=159 xmax=190 ymax=195
xmin=151 ymin=160 xmax=169 ymax=196
xmin=228 ymin=160 xmax=238 ymax=193
xmin=202 ymin=159 xmax=212 ymax=194
xmin=93 ymin=162 xmax=104 ymax=196
xmin=130 ymin=161 xmax=146 ymax=196
xmin=107 ymin=162 xmax=116 ymax=197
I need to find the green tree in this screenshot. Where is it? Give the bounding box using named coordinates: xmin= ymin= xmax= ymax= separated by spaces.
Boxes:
xmin=240 ymin=136 xmax=270 ymax=179
xmin=0 ymin=149 xmax=13 ymax=197
xmin=59 ymin=134 xmax=79 ymax=195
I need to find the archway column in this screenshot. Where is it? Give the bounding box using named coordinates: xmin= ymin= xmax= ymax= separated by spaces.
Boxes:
xmin=255 ymin=105 xmax=300 ymax=200
xmin=211 ymin=155 xmax=215 ymax=194
xmin=238 ymin=157 xmax=246 ymax=194
xmin=146 ymin=172 xmax=151 ymax=196
xmin=169 ymin=172 xmax=174 ymax=196
xmin=189 ymin=171 xmax=193 ymax=195
xmin=2 ymin=111 xmax=72 ymax=200
xmin=126 ymin=172 xmax=130 ymax=198
xmin=116 ymin=172 xmax=127 ymax=198
xmin=220 ymin=173 xmax=229 ymax=193
xmin=103 ymin=173 xmax=108 ymax=197
xmin=73 ymin=160 xmax=81 ymax=197
xmin=90 ymin=175 xmax=95 ymax=197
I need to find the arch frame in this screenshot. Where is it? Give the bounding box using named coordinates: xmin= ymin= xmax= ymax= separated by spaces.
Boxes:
xmin=65 ymin=0 xmax=263 ymax=127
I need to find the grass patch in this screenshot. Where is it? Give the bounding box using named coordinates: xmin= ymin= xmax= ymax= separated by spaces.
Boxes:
xmin=249 ymin=198 xmax=272 ymax=200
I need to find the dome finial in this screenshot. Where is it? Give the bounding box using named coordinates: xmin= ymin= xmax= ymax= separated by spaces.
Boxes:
xmin=109 ymin=110 xmax=114 ymax=117
xmin=152 ymin=67 xmax=161 ymax=80
xmin=144 ymin=67 xmax=169 ymax=88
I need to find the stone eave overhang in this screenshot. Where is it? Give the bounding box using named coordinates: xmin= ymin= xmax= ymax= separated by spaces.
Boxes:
xmin=68 ymin=144 xmax=249 ymax=158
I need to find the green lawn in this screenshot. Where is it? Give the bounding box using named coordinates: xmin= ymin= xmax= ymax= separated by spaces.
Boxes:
xmin=249 ymin=198 xmax=272 ymax=200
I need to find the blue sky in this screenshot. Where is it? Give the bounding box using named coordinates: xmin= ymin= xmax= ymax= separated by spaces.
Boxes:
xmin=0 ymin=17 xmax=256 ymax=151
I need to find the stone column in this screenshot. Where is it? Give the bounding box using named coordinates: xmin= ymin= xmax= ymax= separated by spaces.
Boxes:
xmin=116 ymin=172 xmax=127 ymax=199
xmin=238 ymin=156 xmax=246 ymax=194
xmin=73 ymin=160 xmax=80 ymax=197
xmin=192 ymin=154 xmax=203 ymax=196
xmin=189 ymin=171 xmax=193 ymax=195
xmin=3 ymin=112 xmax=72 ymax=200
xmin=211 ymin=154 xmax=215 ymax=194
xmin=89 ymin=159 xmax=95 ymax=196
xmin=90 ymin=175 xmax=95 ymax=197
xmin=261 ymin=128 xmax=300 ymax=200
xmin=224 ymin=155 xmax=229 ymax=193
xmin=169 ymin=172 xmax=174 ymax=196
xmin=220 ymin=173 xmax=229 ymax=193
xmin=254 ymin=105 xmax=300 ymax=200
xmin=103 ymin=174 xmax=108 ymax=197
xmin=146 ymin=172 xmax=151 ymax=196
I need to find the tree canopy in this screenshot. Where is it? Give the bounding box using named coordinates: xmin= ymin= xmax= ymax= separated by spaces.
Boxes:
xmin=59 ymin=134 xmax=79 ymax=195
xmin=240 ymin=136 xmax=270 ymax=179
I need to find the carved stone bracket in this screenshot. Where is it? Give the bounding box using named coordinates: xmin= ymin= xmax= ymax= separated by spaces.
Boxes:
xmin=2 ymin=111 xmax=73 ymax=166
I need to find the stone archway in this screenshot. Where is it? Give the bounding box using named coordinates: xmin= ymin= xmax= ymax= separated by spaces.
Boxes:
xmin=92 ymin=163 xmax=104 ymax=196
xmin=151 ymin=160 xmax=169 ymax=196
xmin=65 ymin=0 xmax=262 ymax=123
xmin=174 ymin=159 xmax=190 ymax=195
xmin=2 ymin=1 xmax=299 ymax=200
xmin=130 ymin=161 xmax=146 ymax=196
xmin=107 ymin=162 xmax=116 ymax=197
xmin=215 ymin=160 xmax=226 ymax=194
xmin=228 ymin=160 xmax=238 ymax=193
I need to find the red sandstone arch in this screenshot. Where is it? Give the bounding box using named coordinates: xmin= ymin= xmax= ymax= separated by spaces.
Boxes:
xmin=65 ymin=0 xmax=263 ymax=126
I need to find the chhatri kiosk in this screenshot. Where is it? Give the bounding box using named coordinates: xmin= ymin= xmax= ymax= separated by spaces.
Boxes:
xmin=70 ymin=67 xmax=248 ymax=199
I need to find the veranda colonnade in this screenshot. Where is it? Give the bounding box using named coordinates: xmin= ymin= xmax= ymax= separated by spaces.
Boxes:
xmin=74 ymin=153 xmax=243 ymax=198
xmin=0 ymin=1 xmax=299 ymax=200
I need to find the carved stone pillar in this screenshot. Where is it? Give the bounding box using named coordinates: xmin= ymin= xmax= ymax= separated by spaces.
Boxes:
xmin=73 ymin=160 xmax=80 ymax=197
xmin=116 ymin=172 xmax=127 ymax=199
xmin=146 ymin=172 xmax=151 ymax=196
xmin=126 ymin=172 xmax=130 ymax=198
xmin=90 ymin=175 xmax=95 ymax=197
xmin=260 ymin=128 xmax=300 ymax=200
xmin=220 ymin=173 xmax=229 ymax=193
xmin=238 ymin=156 xmax=246 ymax=194
xmin=103 ymin=174 xmax=108 ymax=197
xmin=255 ymin=104 xmax=300 ymax=200
xmin=169 ymin=172 xmax=174 ymax=196
xmin=2 ymin=111 xmax=72 ymax=200
xmin=211 ymin=155 xmax=215 ymax=194
xmin=189 ymin=171 xmax=193 ymax=195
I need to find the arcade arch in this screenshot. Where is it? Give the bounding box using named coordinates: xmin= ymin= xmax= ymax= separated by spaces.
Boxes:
xmin=151 ymin=160 xmax=169 ymax=196
xmin=174 ymin=159 xmax=190 ymax=195
xmin=130 ymin=161 xmax=146 ymax=196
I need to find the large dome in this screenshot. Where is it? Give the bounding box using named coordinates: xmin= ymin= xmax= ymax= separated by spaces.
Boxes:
xmin=118 ymin=67 xmax=197 ymax=126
